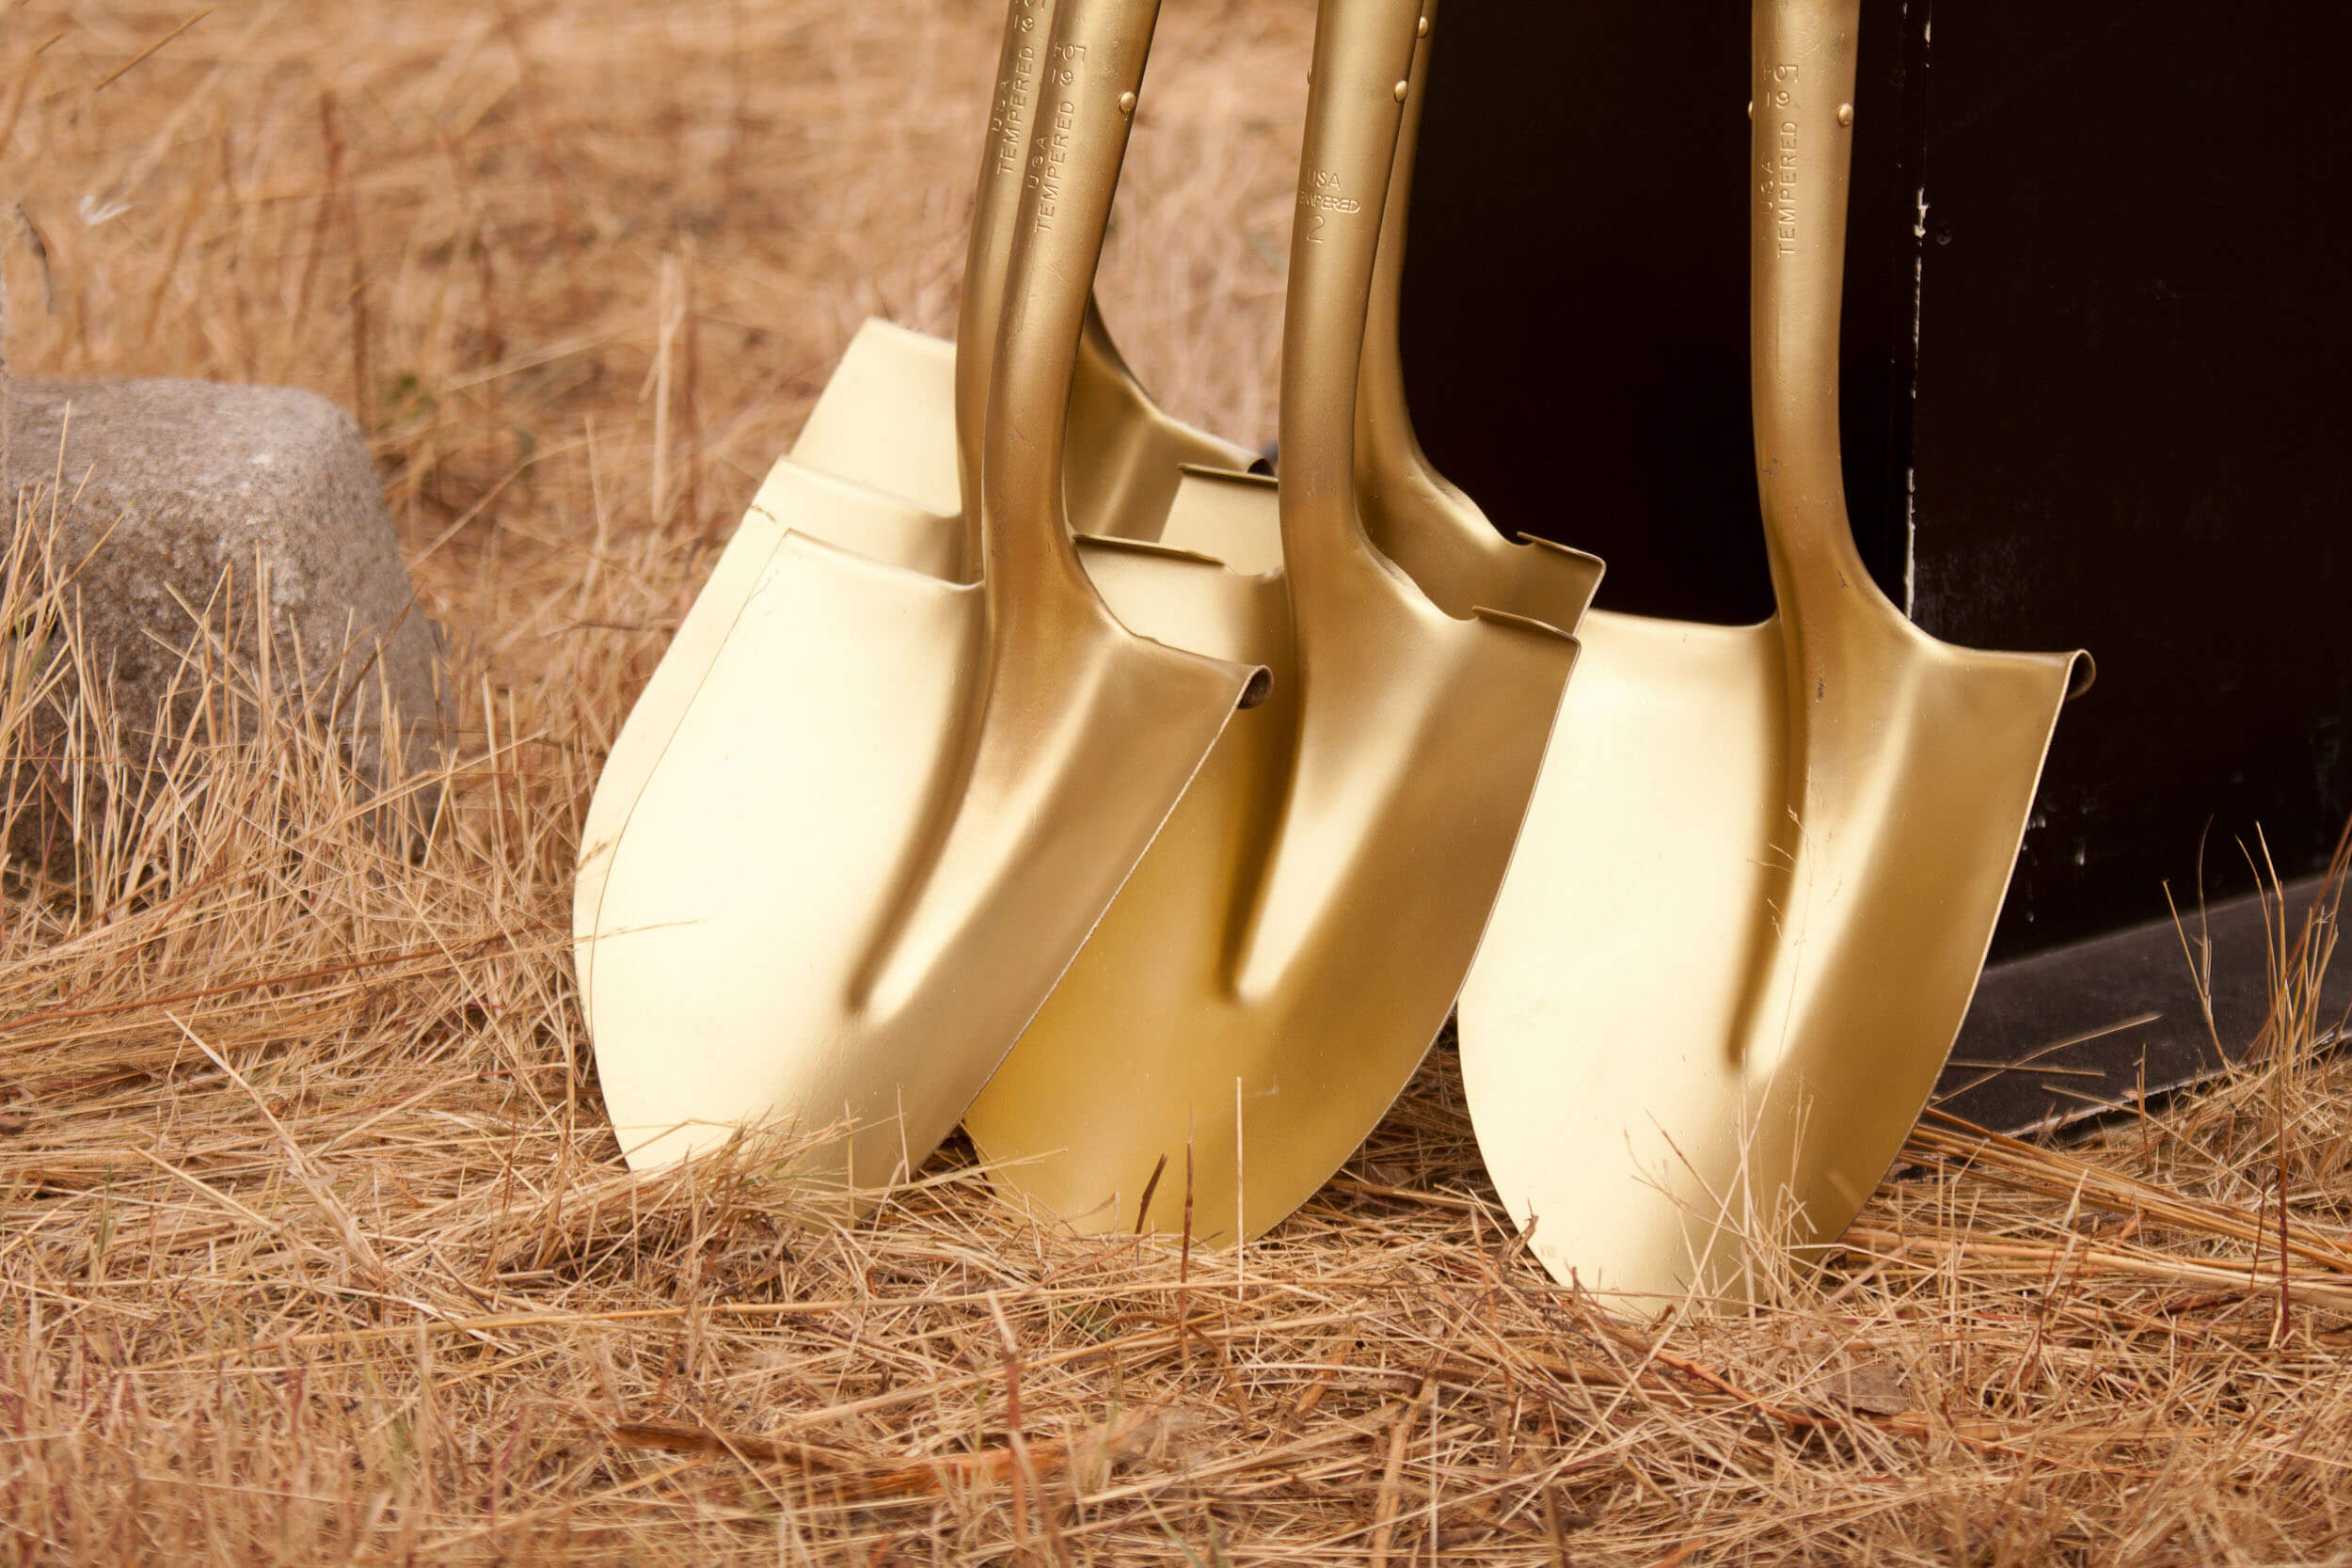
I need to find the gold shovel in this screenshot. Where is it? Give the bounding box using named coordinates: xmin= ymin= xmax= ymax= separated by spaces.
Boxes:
xmin=579 ymin=0 xmax=1265 ymax=1190
xmin=962 ymin=0 xmax=1581 ymax=1243
xmin=1456 ymin=0 xmax=2090 ymax=1311
xmin=574 ymin=0 xmax=1254 ymax=1013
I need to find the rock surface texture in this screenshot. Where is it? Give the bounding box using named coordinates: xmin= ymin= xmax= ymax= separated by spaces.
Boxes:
xmin=0 ymin=378 xmax=445 ymax=853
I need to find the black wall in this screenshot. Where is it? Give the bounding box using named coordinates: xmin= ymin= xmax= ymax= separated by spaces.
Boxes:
xmin=1403 ymin=0 xmax=2352 ymax=957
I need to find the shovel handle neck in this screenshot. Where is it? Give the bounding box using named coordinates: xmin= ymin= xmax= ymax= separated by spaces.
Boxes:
xmin=1752 ymin=0 xmax=1875 ymax=600
xmin=1353 ymin=0 xmax=1439 ymax=511
xmin=984 ymin=0 xmax=1160 ymax=613
xmin=1280 ymin=0 xmax=1422 ymax=589
xmin=958 ymin=0 xmax=1062 ymax=527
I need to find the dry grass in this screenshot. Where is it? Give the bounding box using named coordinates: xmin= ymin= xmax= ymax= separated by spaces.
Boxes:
xmin=2 ymin=2 xmax=2350 ymax=1561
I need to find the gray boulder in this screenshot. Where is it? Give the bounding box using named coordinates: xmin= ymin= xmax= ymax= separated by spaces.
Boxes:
xmin=0 ymin=378 xmax=445 ymax=860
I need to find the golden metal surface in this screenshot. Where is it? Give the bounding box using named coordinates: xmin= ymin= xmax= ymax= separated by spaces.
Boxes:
xmin=1456 ymin=0 xmax=2090 ymax=1312
xmin=961 ymin=0 xmax=1580 ymax=1244
xmin=785 ymin=0 xmax=1601 ymax=625
xmin=576 ymin=0 xmax=1263 ymax=1190
xmin=573 ymin=0 xmax=1260 ymax=1018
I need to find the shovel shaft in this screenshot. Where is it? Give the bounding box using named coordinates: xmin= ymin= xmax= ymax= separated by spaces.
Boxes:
xmin=1354 ymin=0 xmax=1440 ymax=516
xmin=1345 ymin=0 xmax=1605 ymax=629
xmin=1751 ymin=0 xmax=1876 ymax=604
xmin=957 ymin=0 xmax=1061 ymax=531
xmin=1279 ymin=0 xmax=1422 ymax=598
xmin=984 ymin=0 xmax=1164 ymax=628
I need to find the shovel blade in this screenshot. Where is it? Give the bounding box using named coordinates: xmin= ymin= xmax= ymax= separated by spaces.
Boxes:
xmin=967 ymin=520 xmax=1578 ymax=1243
xmin=583 ymin=530 xmax=1257 ymax=1194
xmin=1459 ymin=608 xmax=2079 ymax=1309
xmin=577 ymin=309 xmax=1269 ymax=1020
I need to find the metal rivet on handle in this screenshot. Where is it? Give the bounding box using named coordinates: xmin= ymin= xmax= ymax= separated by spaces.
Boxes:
xmin=1118 ymin=91 xmax=1136 ymax=116
xmin=1837 ymin=103 xmax=1854 ymax=126
xmin=1393 ymin=80 xmax=1409 ymax=102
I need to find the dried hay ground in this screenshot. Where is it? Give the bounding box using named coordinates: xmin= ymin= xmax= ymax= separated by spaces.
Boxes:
xmin=2 ymin=3 xmax=2350 ymax=1562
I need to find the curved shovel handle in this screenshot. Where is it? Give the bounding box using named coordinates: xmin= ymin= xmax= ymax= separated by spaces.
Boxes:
xmin=958 ymin=0 xmax=1064 ymax=523
xmin=1752 ymin=0 xmax=1875 ymax=601
xmin=984 ymin=0 xmax=1161 ymax=613
xmin=1354 ymin=0 xmax=1437 ymax=504
xmin=1279 ymin=0 xmax=1422 ymax=591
